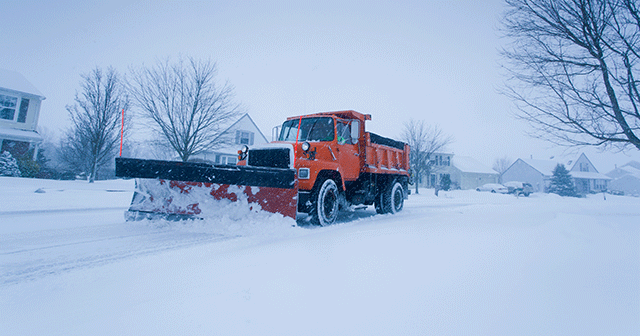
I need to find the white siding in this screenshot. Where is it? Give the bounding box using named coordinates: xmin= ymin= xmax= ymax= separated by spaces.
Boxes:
xmin=502 ymin=159 xmax=547 ymax=192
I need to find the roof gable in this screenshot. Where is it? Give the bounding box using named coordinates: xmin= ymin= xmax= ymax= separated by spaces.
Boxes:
xmin=0 ymin=69 xmax=45 ymax=99
xmin=214 ymin=113 xmax=268 ymax=143
xmin=569 ymin=153 xmax=599 ymax=173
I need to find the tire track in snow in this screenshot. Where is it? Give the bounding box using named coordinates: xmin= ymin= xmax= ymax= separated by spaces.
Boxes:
xmin=0 ymin=221 xmax=241 ymax=285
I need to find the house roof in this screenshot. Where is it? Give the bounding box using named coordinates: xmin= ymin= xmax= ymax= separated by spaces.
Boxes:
xmin=622 ymin=161 xmax=640 ymax=170
xmin=607 ymin=162 xmax=640 ymax=180
xmin=0 ymin=69 xmax=45 ymax=99
xmin=0 ymin=127 xmax=43 ymax=143
xmin=570 ymin=171 xmax=611 ymax=180
xmin=520 ymin=156 xmax=610 ymax=180
xmin=452 ymin=156 xmax=498 ymax=174
xmin=520 ymin=158 xmax=562 ymax=176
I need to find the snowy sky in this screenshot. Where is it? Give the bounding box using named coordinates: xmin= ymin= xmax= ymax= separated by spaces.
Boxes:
xmin=3 ymin=0 xmax=640 ymax=171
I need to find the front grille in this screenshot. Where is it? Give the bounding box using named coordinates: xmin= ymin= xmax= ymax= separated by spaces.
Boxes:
xmin=248 ymin=148 xmax=291 ymax=168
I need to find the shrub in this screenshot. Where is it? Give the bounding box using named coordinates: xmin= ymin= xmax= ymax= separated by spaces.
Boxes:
xmin=0 ymin=151 xmax=22 ymax=177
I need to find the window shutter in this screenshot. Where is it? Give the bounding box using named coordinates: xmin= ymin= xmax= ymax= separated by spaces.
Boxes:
xmin=235 ymin=131 xmax=241 ymax=144
xmin=250 ymin=132 xmax=254 ymax=145
xmin=17 ymin=98 xmax=29 ymax=123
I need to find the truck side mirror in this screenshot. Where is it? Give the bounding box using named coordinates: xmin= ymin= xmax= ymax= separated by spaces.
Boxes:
xmin=350 ymin=120 xmax=360 ymax=143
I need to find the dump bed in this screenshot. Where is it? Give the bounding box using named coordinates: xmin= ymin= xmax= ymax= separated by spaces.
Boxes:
xmin=363 ymin=132 xmax=410 ymax=176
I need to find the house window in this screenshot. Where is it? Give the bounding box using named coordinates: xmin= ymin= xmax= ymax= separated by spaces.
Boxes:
xmin=0 ymin=94 xmax=18 ymax=120
xmin=235 ymin=130 xmax=254 ymax=145
xmin=579 ymin=163 xmax=588 ymax=172
xmin=17 ymin=98 xmax=29 ymax=123
xmin=0 ymin=94 xmax=29 ymax=123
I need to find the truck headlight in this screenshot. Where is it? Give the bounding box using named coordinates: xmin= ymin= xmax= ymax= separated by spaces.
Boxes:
xmin=238 ymin=145 xmax=249 ymax=160
xmin=301 ymin=141 xmax=310 ymax=152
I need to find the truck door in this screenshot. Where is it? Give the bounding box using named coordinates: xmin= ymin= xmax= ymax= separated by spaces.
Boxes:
xmin=336 ymin=119 xmax=360 ymax=181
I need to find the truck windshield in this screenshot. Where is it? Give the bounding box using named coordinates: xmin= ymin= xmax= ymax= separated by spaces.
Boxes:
xmin=278 ymin=117 xmax=335 ymax=142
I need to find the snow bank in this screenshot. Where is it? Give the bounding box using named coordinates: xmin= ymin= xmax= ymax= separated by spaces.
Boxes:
xmin=0 ymin=176 xmax=135 ymax=213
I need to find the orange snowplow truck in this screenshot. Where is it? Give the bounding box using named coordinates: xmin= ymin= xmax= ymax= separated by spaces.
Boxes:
xmin=115 ymin=110 xmax=410 ymax=226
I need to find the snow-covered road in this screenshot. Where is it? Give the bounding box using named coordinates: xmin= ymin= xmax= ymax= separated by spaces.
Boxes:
xmin=1 ymin=177 xmax=639 ymax=335
xmin=1 ymin=211 xmax=236 ymax=285
xmin=0 ymin=179 xmax=232 ymax=285
xmin=0 ymin=178 xmax=368 ymax=285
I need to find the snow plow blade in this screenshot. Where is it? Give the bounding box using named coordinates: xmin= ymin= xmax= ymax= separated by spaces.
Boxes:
xmin=115 ymin=157 xmax=298 ymax=220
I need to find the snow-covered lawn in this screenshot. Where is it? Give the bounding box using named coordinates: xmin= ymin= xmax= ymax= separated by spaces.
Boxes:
xmin=1 ymin=177 xmax=639 ymax=335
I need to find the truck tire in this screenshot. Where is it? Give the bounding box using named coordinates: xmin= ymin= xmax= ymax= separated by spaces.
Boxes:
xmin=375 ymin=191 xmax=386 ymax=214
xmin=378 ymin=180 xmax=405 ymax=214
xmin=310 ymin=179 xmax=339 ymax=226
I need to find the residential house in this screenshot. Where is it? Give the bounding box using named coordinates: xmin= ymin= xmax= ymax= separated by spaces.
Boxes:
xmin=606 ymin=161 xmax=640 ymax=196
xmin=190 ymin=113 xmax=268 ymax=165
xmin=419 ymin=152 xmax=499 ymax=190
xmin=0 ymin=69 xmax=45 ymax=160
xmin=450 ymin=156 xmax=500 ymax=190
xmin=422 ymin=152 xmax=453 ymax=188
xmin=502 ymin=153 xmax=611 ymax=194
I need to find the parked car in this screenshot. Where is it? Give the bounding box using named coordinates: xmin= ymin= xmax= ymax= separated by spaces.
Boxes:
xmin=503 ymin=181 xmax=534 ymax=196
xmin=476 ymin=183 xmax=509 ymax=193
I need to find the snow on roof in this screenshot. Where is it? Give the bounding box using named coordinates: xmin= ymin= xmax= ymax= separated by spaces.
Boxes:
xmin=521 ymin=158 xmax=560 ymax=176
xmin=622 ymin=161 xmax=640 ymax=170
xmin=452 ymin=156 xmax=498 ymax=174
xmin=0 ymin=69 xmax=45 ymax=99
xmin=609 ymin=164 xmax=640 ymax=180
xmin=0 ymin=127 xmax=43 ymax=143
xmin=570 ymin=171 xmax=611 ymax=180
xmin=523 ymin=155 xmax=610 ymax=179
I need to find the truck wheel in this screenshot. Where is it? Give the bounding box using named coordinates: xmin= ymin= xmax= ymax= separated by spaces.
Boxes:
xmin=385 ymin=180 xmax=405 ymax=214
xmin=377 ymin=180 xmax=405 ymax=214
xmin=375 ymin=195 xmax=385 ymax=214
xmin=310 ymin=179 xmax=339 ymax=226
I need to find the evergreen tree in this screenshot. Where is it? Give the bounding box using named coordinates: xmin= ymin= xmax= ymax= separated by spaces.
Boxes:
xmin=548 ymin=164 xmax=577 ymax=197
xmin=439 ymin=174 xmax=451 ymax=191
xmin=0 ymin=151 xmax=22 ymax=177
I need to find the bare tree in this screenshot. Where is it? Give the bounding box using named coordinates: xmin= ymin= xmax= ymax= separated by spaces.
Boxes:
xmin=61 ymin=67 xmax=130 ymax=182
xmin=401 ymin=120 xmax=453 ymax=194
xmin=501 ymin=0 xmax=640 ymax=152
xmin=493 ymin=156 xmax=513 ymax=183
xmin=128 ymin=57 xmax=240 ymax=162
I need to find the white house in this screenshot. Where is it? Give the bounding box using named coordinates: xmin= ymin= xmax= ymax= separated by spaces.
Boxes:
xmin=190 ymin=113 xmax=268 ymax=165
xmin=502 ymin=153 xmax=611 ymax=194
xmin=419 ymin=152 xmax=499 ymax=190
xmin=606 ymin=161 xmax=640 ymax=196
xmin=450 ymin=156 xmax=500 ymax=190
xmin=0 ymin=69 xmax=45 ymax=160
